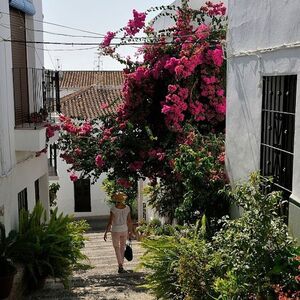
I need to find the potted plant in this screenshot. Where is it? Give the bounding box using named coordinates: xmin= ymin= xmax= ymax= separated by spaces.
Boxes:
xmin=0 ymin=223 xmax=17 ymax=299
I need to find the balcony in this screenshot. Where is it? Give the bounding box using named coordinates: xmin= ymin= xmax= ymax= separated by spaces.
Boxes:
xmin=13 ymin=68 xmax=60 ymax=152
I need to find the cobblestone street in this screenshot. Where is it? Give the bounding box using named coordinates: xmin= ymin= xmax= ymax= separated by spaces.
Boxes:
xmin=26 ymin=232 xmax=154 ymax=300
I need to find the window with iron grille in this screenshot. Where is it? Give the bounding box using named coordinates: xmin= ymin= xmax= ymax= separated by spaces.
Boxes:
xmin=18 ymin=188 xmax=28 ymax=215
xmin=48 ymin=144 xmax=58 ymax=177
xmin=35 ymin=179 xmax=40 ymax=204
xmin=260 ymin=75 xmax=297 ymax=216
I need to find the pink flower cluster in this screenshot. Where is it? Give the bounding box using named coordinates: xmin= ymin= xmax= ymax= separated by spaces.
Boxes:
xmin=75 ymin=148 xmax=82 ymax=156
xmin=70 ymin=172 xmax=78 ymax=182
xmin=117 ymin=178 xmax=132 ymax=188
xmin=45 ymin=123 xmax=60 ymax=139
xmin=195 ymin=24 xmax=210 ymax=40
xmin=161 ymin=84 xmax=189 ymax=132
xmin=79 ymin=121 xmax=93 ymax=135
xmin=148 ymin=149 xmax=166 ymax=161
xmin=95 ymin=154 xmax=105 ymax=168
xmin=129 ymin=160 xmax=144 ymax=171
xmin=125 ymin=9 xmax=146 ymax=36
xmin=201 ymin=1 xmax=226 ymax=16
xmin=102 ymin=31 xmax=116 ymax=48
xmin=211 ymin=47 xmax=223 ymax=67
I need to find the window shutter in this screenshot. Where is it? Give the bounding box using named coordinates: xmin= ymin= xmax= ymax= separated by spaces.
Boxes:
xmin=10 ymin=7 xmax=29 ymax=126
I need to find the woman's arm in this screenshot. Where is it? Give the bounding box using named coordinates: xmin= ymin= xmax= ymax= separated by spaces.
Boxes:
xmin=127 ymin=210 xmax=133 ymax=240
xmin=104 ymin=211 xmax=113 ymax=241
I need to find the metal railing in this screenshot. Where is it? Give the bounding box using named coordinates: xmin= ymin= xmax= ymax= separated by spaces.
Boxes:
xmin=12 ymin=68 xmax=60 ymax=128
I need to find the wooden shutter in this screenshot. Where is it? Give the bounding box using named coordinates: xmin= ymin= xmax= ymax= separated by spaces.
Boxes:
xmin=74 ymin=179 xmax=91 ymax=212
xmin=10 ymin=7 xmax=29 ymax=126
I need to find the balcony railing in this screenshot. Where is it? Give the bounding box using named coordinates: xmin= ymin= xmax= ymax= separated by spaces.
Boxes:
xmin=12 ymin=68 xmax=60 ymax=128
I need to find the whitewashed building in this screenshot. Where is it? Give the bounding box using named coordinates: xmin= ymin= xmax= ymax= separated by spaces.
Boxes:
xmin=226 ymin=0 xmax=300 ymax=239
xmin=0 ymin=0 xmax=51 ymax=232
xmin=49 ymin=71 xmax=124 ymax=220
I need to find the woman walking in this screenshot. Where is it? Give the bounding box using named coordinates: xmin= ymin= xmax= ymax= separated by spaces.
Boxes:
xmin=104 ymin=191 xmax=133 ymax=273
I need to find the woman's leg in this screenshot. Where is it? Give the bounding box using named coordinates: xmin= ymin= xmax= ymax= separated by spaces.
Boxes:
xmin=111 ymin=232 xmax=123 ymax=266
xmin=119 ymin=231 xmax=128 ymax=266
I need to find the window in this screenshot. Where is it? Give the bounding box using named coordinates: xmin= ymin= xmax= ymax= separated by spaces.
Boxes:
xmin=35 ymin=179 xmax=40 ymax=204
xmin=18 ymin=188 xmax=28 ymax=215
xmin=260 ymin=75 xmax=297 ymax=217
xmin=74 ymin=179 xmax=91 ymax=212
xmin=48 ymin=144 xmax=58 ymax=177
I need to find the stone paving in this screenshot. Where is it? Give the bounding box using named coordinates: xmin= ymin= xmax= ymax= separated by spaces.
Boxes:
xmin=26 ymin=232 xmax=155 ymax=300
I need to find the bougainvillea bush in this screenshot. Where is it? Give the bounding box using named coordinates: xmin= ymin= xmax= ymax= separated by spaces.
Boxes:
xmin=58 ymin=0 xmax=228 ymax=222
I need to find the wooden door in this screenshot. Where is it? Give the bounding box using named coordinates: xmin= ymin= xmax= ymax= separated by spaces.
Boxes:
xmin=74 ymin=179 xmax=91 ymax=212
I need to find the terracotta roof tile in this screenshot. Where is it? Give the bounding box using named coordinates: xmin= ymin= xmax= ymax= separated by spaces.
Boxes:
xmin=61 ymin=85 xmax=123 ymax=119
xmin=60 ymin=71 xmax=124 ymax=88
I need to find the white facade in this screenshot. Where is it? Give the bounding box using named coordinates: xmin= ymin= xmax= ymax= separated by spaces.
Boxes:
xmin=50 ymin=152 xmax=110 ymax=218
xmin=0 ymin=0 xmax=49 ymax=232
xmin=226 ymin=0 xmax=300 ymax=239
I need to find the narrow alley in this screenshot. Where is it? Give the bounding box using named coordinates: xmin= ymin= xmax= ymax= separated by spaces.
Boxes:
xmin=27 ymin=232 xmax=154 ymax=300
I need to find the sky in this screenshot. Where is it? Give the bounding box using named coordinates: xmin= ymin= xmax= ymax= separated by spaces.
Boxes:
xmin=42 ymin=0 xmax=173 ymax=71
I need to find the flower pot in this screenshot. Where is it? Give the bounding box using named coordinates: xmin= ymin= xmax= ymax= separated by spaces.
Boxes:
xmin=0 ymin=271 xmax=16 ymax=299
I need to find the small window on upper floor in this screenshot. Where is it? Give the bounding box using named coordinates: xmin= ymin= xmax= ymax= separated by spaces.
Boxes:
xmin=48 ymin=144 xmax=58 ymax=177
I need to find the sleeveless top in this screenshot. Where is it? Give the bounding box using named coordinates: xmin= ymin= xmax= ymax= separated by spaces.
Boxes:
xmin=110 ymin=205 xmax=130 ymax=232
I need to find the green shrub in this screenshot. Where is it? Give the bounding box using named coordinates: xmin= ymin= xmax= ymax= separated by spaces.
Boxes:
xmin=12 ymin=202 xmax=90 ymax=291
xmin=212 ymin=172 xmax=300 ymax=298
xmin=139 ymin=173 xmax=300 ymax=299
xmin=139 ymin=217 xmax=211 ymax=300
xmin=139 ymin=236 xmax=183 ymax=300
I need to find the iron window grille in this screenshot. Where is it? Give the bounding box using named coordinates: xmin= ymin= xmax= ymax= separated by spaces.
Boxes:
xmin=260 ymin=75 xmax=297 ymax=219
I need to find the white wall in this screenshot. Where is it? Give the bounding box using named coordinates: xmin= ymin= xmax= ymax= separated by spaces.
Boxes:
xmin=227 ymin=0 xmax=300 ymax=237
xmin=152 ymin=0 xmax=228 ymax=31
xmin=51 ymin=151 xmax=110 ymax=217
xmin=1 ymin=153 xmax=49 ymax=232
xmin=0 ymin=0 xmax=16 ymax=177
xmin=26 ymin=0 xmax=44 ymax=69
xmin=0 ymin=1 xmax=49 ymax=232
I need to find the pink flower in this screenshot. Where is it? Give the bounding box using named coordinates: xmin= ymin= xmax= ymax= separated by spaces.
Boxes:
xmin=75 ymin=148 xmax=82 ymax=156
xmin=203 ymin=76 xmax=218 ymax=85
xmin=125 ymin=10 xmax=146 ymax=36
xmin=157 ymin=152 xmax=166 ymax=161
xmin=79 ymin=121 xmax=92 ymax=135
xmin=165 ymin=57 xmax=180 ymax=73
xmin=195 ymin=24 xmax=210 ymax=40
xmin=95 ymin=154 xmax=105 ymax=168
xmin=100 ymin=103 xmax=109 ymax=109
xmin=211 ymin=48 xmax=223 ymax=67
xmin=215 ymin=103 xmax=226 ymax=114
xmin=119 ymin=122 xmax=127 ymax=130
xmin=168 ymin=84 xmax=178 ymax=93
xmin=129 ymin=160 xmax=144 ymax=171
xmin=217 ymin=89 xmax=225 ymax=97
xmin=117 ymin=178 xmax=132 ymax=188
xmin=218 ymin=152 xmax=225 ymax=164
xmin=102 ymin=31 xmax=116 ymax=47
xmin=70 ymin=172 xmax=78 ymax=182
xmin=161 ymin=105 xmax=172 ymax=114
